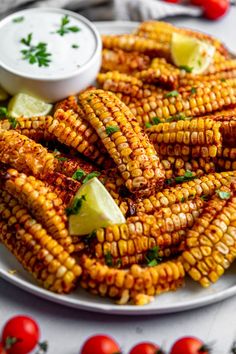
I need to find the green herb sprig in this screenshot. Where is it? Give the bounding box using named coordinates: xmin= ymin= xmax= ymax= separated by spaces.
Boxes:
xmin=105 ymin=251 xmax=113 ymax=267
xmin=66 ymin=195 xmax=86 ymax=216
xmin=106 ymin=126 xmax=120 ymax=136
xmin=20 ymin=33 xmax=51 ymax=67
xmin=164 ymin=90 xmax=179 ymax=98
xmin=166 ymin=114 xmax=189 ymax=123
xmin=83 ymin=172 xmax=101 ymax=184
xmin=145 ymin=117 xmax=161 ymax=128
xmin=166 ymin=170 xmax=196 ymax=186
xmin=55 ymin=15 xmax=81 ymax=36
xmin=145 ymin=246 xmax=162 ymax=267
xmin=179 ymin=65 xmax=193 ymax=73
xmin=13 ymin=16 xmax=24 ymax=23
xmin=0 ymin=107 xmax=18 ymax=129
xmin=216 ymin=190 xmax=231 ymax=200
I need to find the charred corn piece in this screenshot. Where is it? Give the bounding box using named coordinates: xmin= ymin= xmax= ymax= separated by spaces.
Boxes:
xmin=206 ymin=58 xmax=236 ymax=74
xmin=182 ymin=190 xmax=236 ymax=287
xmin=1 ymin=168 xmax=73 ymax=252
xmin=0 ymin=191 xmax=81 ymax=293
xmin=136 ymin=171 xmax=236 ymax=214
xmin=0 ymin=116 xmax=54 ymax=142
xmin=135 ymin=21 xmax=228 ymax=57
xmin=161 ymin=156 xmax=216 ymax=179
xmin=101 ymin=49 xmax=151 ymax=73
xmin=147 ymin=118 xmax=222 ymax=158
xmin=129 ymin=83 xmax=236 ymax=125
xmin=179 ymin=72 xmax=236 ymax=87
xmin=45 ymin=172 xmax=80 ymax=207
xmin=215 ymin=148 xmax=236 ymax=171
xmin=0 ymin=130 xmax=57 ymax=179
xmin=134 ymin=58 xmax=180 ymax=89
xmin=195 ymin=107 xmax=236 ymax=122
xmin=80 ymin=255 xmax=185 ymax=305
xmin=78 ymin=89 xmax=165 ymax=195
xmin=97 ymin=71 xmax=163 ymax=99
xmin=55 ymin=154 xmax=100 ymax=177
xmin=102 ymin=34 xmax=170 ymax=59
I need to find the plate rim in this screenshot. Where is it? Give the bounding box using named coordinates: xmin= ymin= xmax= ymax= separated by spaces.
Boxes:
xmin=0 ymin=20 xmax=236 ymax=315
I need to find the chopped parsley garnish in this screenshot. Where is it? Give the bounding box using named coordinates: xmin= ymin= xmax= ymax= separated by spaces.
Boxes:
xmin=72 ymin=44 xmax=79 ymax=49
xmin=190 ymin=87 xmax=197 ymax=95
xmin=20 ymin=33 xmax=51 ymax=67
xmin=181 ymin=197 xmax=185 ymax=203
xmin=166 ymin=114 xmax=188 ymax=122
xmin=0 ymin=107 xmax=18 ymax=128
xmin=83 ymin=171 xmax=101 ymax=184
xmin=105 ymin=125 xmax=120 ymax=136
xmin=175 ymin=170 xmax=195 ymax=184
xmin=84 ymin=230 xmax=97 ymax=243
xmin=220 ymin=78 xmax=226 ymax=82
xmin=201 ymin=195 xmax=208 ymax=201
xmin=145 ymin=117 xmax=161 ymax=128
xmin=55 ymin=15 xmax=81 ymax=36
xmin=72 ymin=168 xmax=86 ymax=181
xmin=145 ymin=246 xmax=162 ymax=267
xmin=66 ymin=195 xmax=86 ymax=216
xmin=13 ymin=16 xmax=24 ymax=23
xmin=179 ymin=65 xmax=193 ymax=73
xmin=216 ymin=190 xmax=231 ymax=200
xmin=145 ymin=122 xmax=152 ymax=128
xmin=37 ymin=341 xmax=48 ymax=353
xmin=53 ymin=149 xmax=68 ymax=162
xmin=105 ymin=251 xmax=113 ymax=267
xmin=164 ymin=90 xmax=179 ymax=98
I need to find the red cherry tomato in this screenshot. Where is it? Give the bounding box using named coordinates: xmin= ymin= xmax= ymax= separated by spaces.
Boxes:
xmin=0 ymin=343 xmax=6 ymax=354
xmin=129 ymin=342 xmax=163 ymax=354
xmin=81 ymin=335 xmax=121 ymax=354
xmin=203 ymin=0 xmax=229 ymax=20
xmin=2 ymin=316 xmax=40 ymax=354
xmin=170 ymin=337 xmax=210 ymax=354
xmin=190 ymin=0 xmax=205 ymax=5
xmin=163 ymin=0 xmax=181 ymax=3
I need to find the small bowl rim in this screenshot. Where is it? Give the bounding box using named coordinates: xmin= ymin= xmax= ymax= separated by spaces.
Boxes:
xmin=0 ymin=7 xmax=102 ymax=82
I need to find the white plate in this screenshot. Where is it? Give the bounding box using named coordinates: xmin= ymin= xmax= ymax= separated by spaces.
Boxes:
xmin=0 ymin=21 xmax=236 ymax=315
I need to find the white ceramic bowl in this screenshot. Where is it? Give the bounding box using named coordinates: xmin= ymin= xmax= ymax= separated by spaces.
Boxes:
xmin=0 ymin=8 xmax=102 ymax=103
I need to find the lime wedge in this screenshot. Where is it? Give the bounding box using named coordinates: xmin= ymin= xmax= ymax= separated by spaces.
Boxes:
xmin=171 ymin=32 xmax=215 ymax=75
xmin=68 ymin=177 xmax=126 ymax=236
xmin=8 ymin=93 xmax=52 ymax=118
xmin=0 ymin=86 xmax=9 ymax=101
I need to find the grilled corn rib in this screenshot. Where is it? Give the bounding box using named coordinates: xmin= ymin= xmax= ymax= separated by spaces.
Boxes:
xmin=135 ymin=21 xmax=228 ymax=57
xmin=147 ymin=118 xmax=222 ymax=158
xmin=102 ymin=34 xmax=170 ymax=59
xmin=182 ymin=189 xmax=236 ymax=287
xmin=215 ymin=148 xmax=236 ymax=171
xmin=0 ymin=116 xmax=54 ymax=142
xmin=179 ymin=72 xmax=236 ymax=87
xmin=0 ymin=130 xmax=57 ymax=179
xmin=134 ymin=58 xmax=180 ymax=89
xmin=78 ymin=89 xmax=165 ymax=195
xmin=196 ymin=107 xmax=236 ymax=122
xmin=129 ymin=83 xmax=236 ymax=126
xmin=1 ymin=168 xmax=73 ymax=252
xmin=136 ymin=171 xmax=236 ymax=214
xmin=0 ymin=190 xmax=82 ymax=293
xmin=80 ymin=255 xmax=185 ymax=305
xmin=101 ymin=49 xmax=151 ymax=73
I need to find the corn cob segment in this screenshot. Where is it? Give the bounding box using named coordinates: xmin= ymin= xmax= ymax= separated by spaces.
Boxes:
xmin=0 ymin=130 xmax=57 ymax=179
xmin=220 ymin=121 xmax=236 ymax=147
xmin=78 ymin=89 xmax=165 ymax=195
xmin=101 ymin=49 xmax=151 ymax=73
xmin=215 ymin=148 xmax=236 ymax=171
xmin=136 ymin=171 xmax=236 ymax=214
xmin=196 ymin=107 xmax=236 ymax=122
xmin=102 ymin=34 xmax=170 ymax=59
xmin=129 ymin=83 xmax=236 ymax=126
xmin=182 ymin=190 xmax=236 ymax=287
xmin=0 ymin=116 xmax=54 ymax=142
xmin=0 ymin=190 xmax=82 ymax=293
xmin=179 ymin=72 xmax=236 ymax=87
xmin=80 ymin=255 xmax=185 ymax=305
xmin=1 ymin=168 xmax=73 ymax=252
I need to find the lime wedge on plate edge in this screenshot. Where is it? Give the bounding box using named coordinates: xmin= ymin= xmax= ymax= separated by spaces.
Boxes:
xmin=8 ymin=93 xmax=52 ymax=118
xmin=171 ymin=32 xmax=215 ymax=75
xmin=69 ymin=177 xmax=126 ymax=236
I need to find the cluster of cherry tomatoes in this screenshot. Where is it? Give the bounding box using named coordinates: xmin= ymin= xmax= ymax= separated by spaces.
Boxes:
xmin=163 ymin=0 xmax=230 ymax=20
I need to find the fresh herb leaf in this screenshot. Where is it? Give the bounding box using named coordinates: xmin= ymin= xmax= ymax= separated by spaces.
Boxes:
xmin=13 ymin=16 xmax=24 ymax=23
xmin=190 ymin=87 xmax=197 ymax=95
xmin=181 ymin=197 xmax=185 ymax=203
xmin=164 ymin=90 xmax=179 ymax=98
xmin=66 ymin=195 xmax=86 ymax=216
xmin=145 ymin=122 xmax=152 ymax=128
xmin=145 ymin=246 xmax=162 ymax=267
xmin=105 ymin=251 xmax=113 ymax=267
xmin=72 ymin=168 xmax=86 ymax=181
xmin=55 ymin=15 xmax=81 ymax=36
xmin=36 ymin=341 xmax=48 ymax=354
xmin=165 ymin=178 xmax=174 ymax=186
xmin=152 ymin=117 xmax=161 ymax=125
xmin=220 ymin=78 xmax=226 ymax=82
xmin=179 ymin=65 xmax=193 ymax=73
xmin=8 ymin=117 xmax=18 ymax=129
xmin=56 ymin=156 xmax=68 ymax=162
xmin=0 ymin=106 xmax=8 ymax=118
xmin=20 ymin=33 xmax=52 ymax=67
xmin=175 ymin=170 xmax=196 ymax=184
xmin=85 ymin=230 xmax=97 ymax=243
xmin=83 ymin=171 xmax=101 ymax=184
xmin=216 ymin=190 xmax=231 ymax=200
xmin=72 ymin=44 xmax=79 ymax=49
xmin=166 ymin=114 xmax=187 ymax=122
xmin=201 ymin=195 xmax=208 ymax=201
xmin=105 ymin=125 xmax=120 ymax=136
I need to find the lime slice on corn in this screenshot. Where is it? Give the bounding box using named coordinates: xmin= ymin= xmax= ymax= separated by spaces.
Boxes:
xmin=171 ymin=32 xmax=215 ymax=75
xmin=0 ymin=86 xmax=9 ymax=101
xmin=8 ymin=93 xmax=52 ymax=118
xmin=68 ymin=177 xmax=126 ymax=236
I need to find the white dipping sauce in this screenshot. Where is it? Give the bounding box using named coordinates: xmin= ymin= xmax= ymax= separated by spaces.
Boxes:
xmin=0 ymin=9 xmax=97 ymax=79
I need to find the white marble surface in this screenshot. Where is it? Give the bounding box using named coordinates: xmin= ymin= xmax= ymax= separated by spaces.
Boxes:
xmin=1 ymin=7 xmax=236 ymax=354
